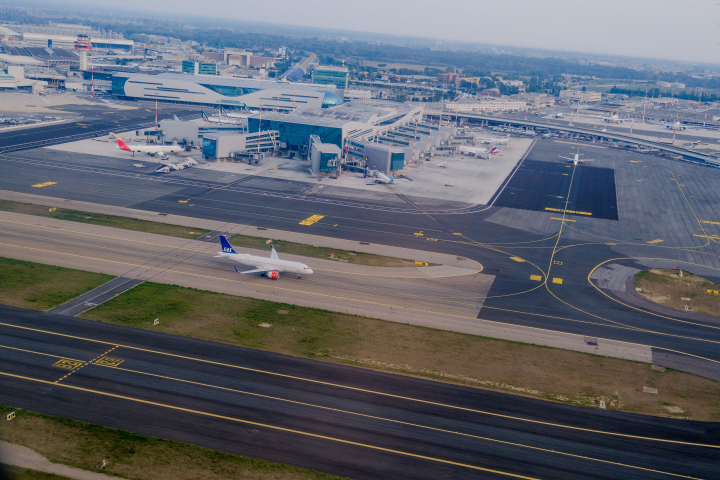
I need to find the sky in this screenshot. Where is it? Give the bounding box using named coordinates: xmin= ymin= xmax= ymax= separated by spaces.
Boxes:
xmin=55 ymin=0 xmax=720 ymax=64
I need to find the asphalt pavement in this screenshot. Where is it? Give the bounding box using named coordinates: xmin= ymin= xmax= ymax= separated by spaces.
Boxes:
xmin=1 ymin=306 xmax=718 ymax=480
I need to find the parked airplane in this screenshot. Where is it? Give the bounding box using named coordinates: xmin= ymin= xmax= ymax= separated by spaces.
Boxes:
xmin=215 ymin=235 xmax=313 ymax=279
xmin=476 ymin=134 xmax=509 ymax=145
xmin=553 ymin=112 xmax=564 ymax=118
xmin=201 ymin=111 xmax=240 ymax=124
xmin=665 ymin=121 xmax=687 ymax=131
xmin=220 ymin=106 xmax=250 ymax=120
xmin=457 ymin=143 xmax=500 ymax=158
xmin=114 ymin=135 xmax=184 ymax=157
xmin=155 ymin=157 xmax=198 ymax=173
xmin=559 ymin=150 xmax=594 ymax=165
xmin=375 ymin=172 xmax=394 ymax=184
xmin=603 ymin=114 xmax=623 ymax=123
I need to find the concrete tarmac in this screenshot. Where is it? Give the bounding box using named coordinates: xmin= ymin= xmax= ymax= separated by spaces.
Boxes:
xmin=0 ymin=307 xmax=717 ymax=480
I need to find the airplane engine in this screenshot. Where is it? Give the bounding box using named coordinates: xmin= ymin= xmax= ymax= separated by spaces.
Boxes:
xmin=268 ymin=271 xmax=279 ymax=280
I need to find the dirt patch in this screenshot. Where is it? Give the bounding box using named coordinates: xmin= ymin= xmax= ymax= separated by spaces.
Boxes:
xmin=81 ymin=282 xmax=720 ymax=421
xmin=0 ymin=410 xmax=346 ymax=480
xmin=635 ymin=269 xmax=720 ymax=316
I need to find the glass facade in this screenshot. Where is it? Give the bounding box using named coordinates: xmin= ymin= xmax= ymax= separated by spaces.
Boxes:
xmin=202 ymin=138 xmax=217 ymax=158
xmin=111 ymin=76 xmax=130 ymax=97
xmin=390 ymin=152 xmax=405 ymax=171
xmin=200 ymin=84 xmax=259 ymax=97
xmin=249 ymin=118 xmax=343 ymax=150
xmin=319 ymin=152 xmax=337 ymax=172
xmin=182 ymin=61 xmax=217 ymax=75
xmin=312 ymin=68 xmax=349 ymax=89
xmin=321 ymin=91 xmax=343 ymax=108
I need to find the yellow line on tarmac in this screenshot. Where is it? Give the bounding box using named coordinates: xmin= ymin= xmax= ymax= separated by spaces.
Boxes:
xmin=0 ymin=370 xmax=539 ymax=479
xmin=0 ymin=321 xmax=717 ymax=449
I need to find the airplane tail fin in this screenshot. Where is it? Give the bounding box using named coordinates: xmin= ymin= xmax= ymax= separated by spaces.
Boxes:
xmin=201 ymin=111 xmax=209 ymax=121
xmin=173 ymin=114 xmax=179 ymax=121
xmin=270 ymin=243 xmax=279 ymax=260
xmin=116 ymin=137 xmax=132 ymax=152
xmin=220 ymin=106 xmax=228 ymax=117
xmin=219 ymin=235 xmax=237 ymax=254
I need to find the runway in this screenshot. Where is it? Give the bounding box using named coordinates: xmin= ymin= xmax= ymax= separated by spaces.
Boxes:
xmin=1 ymin=307 xmax=718 ymax=480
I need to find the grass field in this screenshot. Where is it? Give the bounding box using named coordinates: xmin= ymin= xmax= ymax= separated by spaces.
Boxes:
xmin=1 ymin=466 xmax=73 ymax=480
xmin=227 ymin=233 xmax=435 ymax=267
xmin=0 ymin=199 xmax=211 ymax=240
xmin=0 ymin=257 xmax=113 ymax=310
xmin=635 ymin=268 xmax=720 ymax=316
xmin=81 ymin=282 xmax=720 ymax=421
xmin=0 ymin=408 xmax=347 ymax=480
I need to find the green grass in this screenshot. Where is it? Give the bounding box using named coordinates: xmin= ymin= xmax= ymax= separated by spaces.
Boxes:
xmin=0 ymin=407 xmax=348 ymax=480
xmin=0 ymin=466 xmax=74 ymax=480
xmin=227 ymin=233 xmax=435 ymax=268
xmin=0 ymin=199 xmax=211 ymax=240
xmin=0 ymin=257 xmax=113 ymax=310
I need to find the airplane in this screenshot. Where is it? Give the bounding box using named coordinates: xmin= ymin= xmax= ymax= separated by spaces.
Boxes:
xmin=375 ymin=172 xmax=394 ymax=184
xmin=214 ymin=235 xmax=313 ymax=280
xmin=155 ymin=157 xmax=198 ymax=173
xmin=220 ymin=106 xmax=250 ymax=120
xmin=665 ymin=121 xmax=686 ymax=131
xmin=201 ymin=111 xmax=240 ymax=124
xmin=559 ymin=150 xmax=594 ymax=165
xmin=553 ymin=112 xmax=564 ymax=118
xmin=457 ymin=143 xmax=500 ymax=158
xmin=603 ymin=114 xmax=623 ymax=124
xmin=114 ymin=135 xmax=184 ymax=157
xmin=476 ymin=134 xmax=509 ymax=145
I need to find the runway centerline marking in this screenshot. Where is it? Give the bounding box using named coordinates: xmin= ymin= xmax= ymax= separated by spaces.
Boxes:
xmin=0 ymin=369 xmax=540 ymax=480
xmin=0 ymin=321 xmax=717 ymax=448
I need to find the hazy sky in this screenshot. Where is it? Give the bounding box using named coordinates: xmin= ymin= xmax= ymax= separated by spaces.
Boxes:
xmin=91 ymin=0 xmax=717 ymax=63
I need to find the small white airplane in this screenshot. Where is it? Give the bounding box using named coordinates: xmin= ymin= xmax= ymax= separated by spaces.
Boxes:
xmin=155 ymin=158 xmax=198 ymax=173
xmin=665 ymin=121 xmax=686 ymax=131
xmin=375 ymin=172 xmax=394 ymax=184
xmin=114 ymin=135 xmax=184 ymax=157
xmin=553 ymin=112 xmax=564 ymax=118
xmin=214 ymin=235 xmax=313 ymax=279
xmin=457 ymin=144 xmax=500 ymax=158
xmin=201 ymin=111 xmax=241 ymax=124
xmin=560 ymin=150 xmax=594 ymax=165
xmin=603 ymin=114 xmax=623 ymax=124
xmin=476 ymin=134 xmax=509 ymax=145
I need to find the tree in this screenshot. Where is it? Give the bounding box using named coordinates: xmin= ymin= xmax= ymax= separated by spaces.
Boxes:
xmin=581 ymin=86 xmax=587 ymax=91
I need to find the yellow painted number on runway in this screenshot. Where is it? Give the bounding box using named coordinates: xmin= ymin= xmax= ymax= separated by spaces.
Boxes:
xmin=510 ymin=257 xmax=525 ymax=262
xmin=178 ymin=199 xmax=189 ymax=204
xmin=299 ymin=215 xmax=324 ymax=226
xmin=414 ymin=232 xmax=424 ymax=237
xmin=554 ymin=261 xmax=563 ymax=265
xmin=93 ymin=357 xmax=124 ymax=367
xmin=552 ymin=278 xmax=563 ymax=285
xmin=53 ymin=359 xmax=83 ymax=370
xmin=32 ymin=182 xmax=57 ymax=188
xmin=530 ymin=275 xmax=542 ymax=281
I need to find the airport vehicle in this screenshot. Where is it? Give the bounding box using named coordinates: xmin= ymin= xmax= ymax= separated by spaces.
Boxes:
xmin=559 ymin=150 xmax=593 ymax=165
xmin=457 ymin=143 xmax=500 ymax=158
xmin=476 ymin=134 xmax=509 ymax=145
xmin=114 ymin=135 xmax=183 ymax=157
xmin=215 ymin=235 xmax=313 ymax=279
xmin=201 ymin=111 xmax=240 ymax=124
xmin=603 ymin=114 xmax=623 ymax=123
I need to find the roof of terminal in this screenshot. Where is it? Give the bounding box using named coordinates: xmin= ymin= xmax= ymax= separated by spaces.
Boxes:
xmin=113 ymin=72 xmax=336 ymax=93
xmin=251 ymin=102 xmax=421 ymax=128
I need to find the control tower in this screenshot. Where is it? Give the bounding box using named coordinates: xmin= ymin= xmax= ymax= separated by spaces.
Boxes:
xmin=74 ymin=33 xmax=91 ymax=70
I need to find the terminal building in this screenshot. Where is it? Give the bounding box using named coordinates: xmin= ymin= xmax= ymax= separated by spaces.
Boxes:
xmin=181 ymin=60 xmax=217 ymax=76
xmin=110 ymin=72 xmax=343 ymax=110
xmin=311 ymin=65 xmax=349 ymax=90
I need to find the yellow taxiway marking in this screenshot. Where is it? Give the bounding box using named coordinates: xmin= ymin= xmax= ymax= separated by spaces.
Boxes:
xmin=55 ymin=345 xmax=119 ymax=384
xmin=413 ymin=232 xmax=424 ymax=237
xmin=0 ymin=344 xmax=84 ymax=362
xmin=0 ymin=370 xmax=539 ymax=480
xmin=530 ymin=275 xmax=542 ymax=281
xmin=553 ymin=261 xmax=562 ymax=265
xmin=299 ymin=215 xmax=324 ymax=226
xmin=85 ymin=363 xmax=703 ymax=479
xmin=178 ymin=199 xmax=189 ymax=204
xmin=52 ymin=359 xmax=84 ymax=370
xmin=452 ymin=232 xmax=463 ymax=236
xmin=271 ymin=165 xmax=279 ymax=169
xmin=545 ymin=208 xmax=591 ymax=216
xmin=0 ymin=321 xmax=717 ymax=449
xmin=510 ymin=256 xmax=525 ymax=262
xmin=93 ymin=357 xmax=124 ymax=367
xmin=32 ymin=182 xmax=57 ymax=188
xmin=550 ymin=217 xmax=575 ymax=222
xmin=629 ymin=160 xmax=642 ymax=163
xmin=647 ymin=239 xmax=664 ymax=244
xmin=700 ymin=220 xmax=720 ymax=226
xmin=552 ymin=278 xmax=563 ymax=284
xmin=693 ymin=234 xmax=720 ymax=240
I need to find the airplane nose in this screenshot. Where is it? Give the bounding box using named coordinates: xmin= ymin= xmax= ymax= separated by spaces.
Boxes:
xmin=307 ymin=269 xmax=313 ymax=274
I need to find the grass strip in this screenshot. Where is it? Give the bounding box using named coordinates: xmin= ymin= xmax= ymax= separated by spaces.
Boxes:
xmin=635 ymin=268 xmax=720 ymax=316
xmin=227 ymin=233 xmax=436 ymax=267
xmin=0 ymin=407 xmax=348 ymax=480
xmin=80 ymin=281 xmax=720 ymax=421
xmin=1 ymin=465 xmax=74 ymax=480
xmin=0 ymin=257 xmax=113 ymax=310
xmin=0 ymin=199 xmax=211 ymax=240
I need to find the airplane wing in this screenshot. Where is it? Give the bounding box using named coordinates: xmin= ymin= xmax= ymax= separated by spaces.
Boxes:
xmin=558 ymin=156 xmax=574 ymax=161
xmin=236 ymin=267 xmax=270 ymax=275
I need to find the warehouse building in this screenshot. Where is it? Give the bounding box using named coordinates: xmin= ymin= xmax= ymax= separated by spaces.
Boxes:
xmin=202 ymin=130 xmax=280 ymax=161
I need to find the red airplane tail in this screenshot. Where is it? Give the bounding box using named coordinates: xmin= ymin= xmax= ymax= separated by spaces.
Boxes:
xmin=116 ymin=137 xmax=132 ymax=152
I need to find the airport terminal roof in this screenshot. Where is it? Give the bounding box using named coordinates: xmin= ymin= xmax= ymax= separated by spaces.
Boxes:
xmin=250 ymin=102 xmax=422 ymax=128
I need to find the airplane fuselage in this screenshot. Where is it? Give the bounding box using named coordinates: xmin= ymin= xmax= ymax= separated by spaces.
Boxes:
xmin=215 ymin=251 xmax=312 ymax=275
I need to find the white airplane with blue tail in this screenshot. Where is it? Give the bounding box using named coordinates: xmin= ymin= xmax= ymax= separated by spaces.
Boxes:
xmin=214 ymin=235 xmax=313 ymax=280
